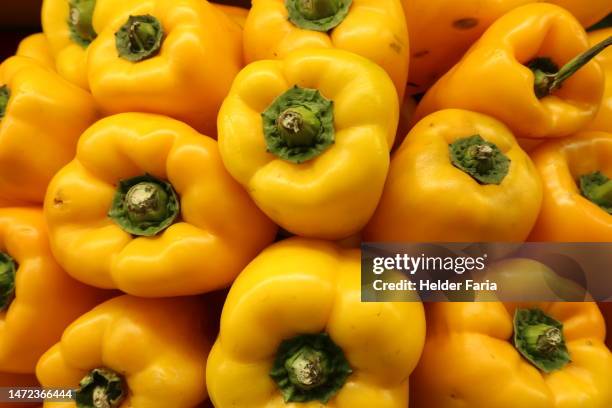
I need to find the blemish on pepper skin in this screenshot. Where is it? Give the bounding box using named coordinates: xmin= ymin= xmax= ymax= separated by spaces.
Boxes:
xmin=53 ymin=195 xmax=64 ymax=207
xmin=413 ymin=50 xmax=429 ymax=58
xmin=390 ymin=42 xmax=402 ymax=53
xmin=453 ymin=18 xmax=479 ymax=30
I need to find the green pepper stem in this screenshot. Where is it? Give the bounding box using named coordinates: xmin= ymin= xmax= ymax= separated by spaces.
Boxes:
xmin=285 ymin=346 xmax=330 ymax=390
xmin=533 ymin=36 xmax=612 ymax=98
xmin=75 ymin=368 xmax=126 ymax=408
xmin=277 ymin=106 xmax=321 ymax=148
xmin=0 ymin=85 xmax=9 ymax=120
xmin=297 ymin=0 xmax=340 ymax=20
xmin=579 ymin=171 xmax=612 ymax=214
xmin=115 ymin=15 xmax=164 ymax=62
xmin=449 ymin=135 xmax=510 ymax=185
xmin=68 ymin=0 xmax=97 ymax=47
xmin=125 ymin=181 xmax=169 ymax=224
xmin=0 ymin=253 xmax=16 ymax=311
xmin=514 ymin=308 xmax=571 ymax=373
xmin=585 ymin=178 xmax=612 ymax=204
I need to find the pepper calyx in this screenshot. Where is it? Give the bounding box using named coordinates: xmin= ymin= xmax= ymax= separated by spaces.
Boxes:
xmin=580 ymin=171 xmax=612 ymax=214
xmin=0 ymin=85 xmax=10 ymax=120
xmin=68 ymin=0 xmax=97 ymax=47
xmin=75 ymin=368 xmax=127 ymax=408
xmin=449 ymin=135 xmax=510 ymax=185
xmin=115 ymin=15 xmax=164 ymax=62
xmin=0 ymin=253 xmax=16 ymax=311
xmin=285 ymin=0 xmax=352 ymax=32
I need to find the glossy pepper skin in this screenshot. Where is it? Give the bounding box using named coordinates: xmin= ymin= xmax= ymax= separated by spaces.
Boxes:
xmin=16 ymin=33 xmax=55 ymax=70
xmin=413 ymin=4 xmax=605 ymax=139
xmin=364 ymin=109 xmax=542 ymax=242
xmin=244 ymin=0 xmax=409 ymax=99
xmin=207 ymin=238 xmax=426 ymax=408
xmin=0 ymin=208 xmax=109 ymax=374
xmin=401 ymin=0 xmax=611 ymax=94
xmin=36 ymin=295 xmax=212 ymax=408
xmin=218 ymin=48 xmax=398 ymax=240
xmin=41 ymin=0 xmax=143 ymax=89
xmin=44 ymin=113 xmax=276 ymax=297
xmin=411 ymin=302 xmax=612 ymax=408
xmin=0 ymin=57 xmax=97 ymax=204
xmin=88 ymin=0 xmax=242 ymax=136
xmin=215 ymin=4 xmax=248 ymax=29
xmin=529 ymin=131 xmax=612 ymax=242
xmin=586 ymin=29 xmax=612 ymax=133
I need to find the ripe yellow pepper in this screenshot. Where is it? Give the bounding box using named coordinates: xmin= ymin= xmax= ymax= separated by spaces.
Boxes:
xmin=36 ymin=295 xmax=212 ymax=408
xmin=15 ymin=33 xmax=55 ymax=70
xmin=413 ymin=4 xmax=610 ymax=139
xmin=529 ymin=131 xmax=612 ymax=242
xmin=586 ymin=28 xmax=612 ymax=133
xmin=411 ymin=302 xmax=612 ymax=408
xmin=218 ymin=48 xmax=398 ymax=240
xmin=364 ymin=109 xmax=542 ymax=242
xmin=41 ymin=0 xmax=143 ymax=89
xmin=215 ymin=4 xmax=249 ymax=29
xmin=244 ymin=0 xmax=409 ymax=99
xmin=402 ymin=0 xmax=611 ymax=94
xmin=0 ymin=208 xmax=108 ymax=374
xmin=87 ymin=0 xmax=242 ymax=136
xmin=44 ymin=113 xmax=276 ymax=297
xmin=0 ymin=56 xmax=97 ymax=205
xmin=207 ymin=238 xmax=426 ymax=407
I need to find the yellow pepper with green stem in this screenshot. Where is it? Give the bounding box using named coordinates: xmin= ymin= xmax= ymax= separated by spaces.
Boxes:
xmin=243 ymin=0 xmax=409 ymax=99
xmin=207 ymin=237 xmax=426 ymax=408
xmin=87 ymin=0 xmax=242 ymax=136
xmin=41 ymin=0 xmax=144 ymax=89
xmin=0 ymin=56 xmax=98 ymax=204
xmin=218 ymin=48 xmax=398 ymax=240
xmin=411 ymin=302 xmax=612 ymax=408
xmin=365 ymin=109 xmax=542 ymax=242
xmin=413 ymin=4 xmax=611 ymax=139
xmin=44 ymin=113 xmax=276 ymax=297
xmin=529 ymin=131 xmax=612 ymax=242
xmin=36 ymin=295 xmax=213 ymax=408
xmin=0 ymin=208 xmax=109 ymax=374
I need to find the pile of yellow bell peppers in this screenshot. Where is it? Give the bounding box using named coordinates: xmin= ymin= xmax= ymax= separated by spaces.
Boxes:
xmin=0 ymin=0 xmax=610 ymax=407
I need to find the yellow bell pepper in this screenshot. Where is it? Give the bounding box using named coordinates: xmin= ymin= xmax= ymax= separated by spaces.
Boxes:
xmin=41 ymin=0 xmax=144 ymax=89
xmin=243 ymin=0 xmax=409 ymax=99
xmin=411 ymin=302 xmax=612 ymax=408
xmin=0 ymin=208 xmax=109 ymax=374
xmin=401 ymin=0 xmax=611 ymax=94
xmin=364 ymin=109 xmax=542 ymax=242
xmin=0 ymin=56 xmax=97 ymax=205
xmin=218 ymin=48 xmax=398 ymax=240
xmin=44 ymin=113 xmax=276 ymax=297
xmin=36 ymin=295 xmax=212 ymax=408
xmin=215 ymin=4 xmax=249 ymax=29
xmin=529 ymin=131 xmax=612 ymax=242
xmin=586 ymin=28 xmax=612 ymax=133
xmin=206 ymin=237 xmax=426 ymax=407
xmin=87 ymin=0 xmax=242 ymax=136
xmin=413 ymin=4 xmax=610 ymax=139
xmin=15 ymin=33 xmax=55 ymax=70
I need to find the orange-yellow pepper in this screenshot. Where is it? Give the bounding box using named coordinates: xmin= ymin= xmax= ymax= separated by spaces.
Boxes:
xmin=15 ymin=33 xmax=55 ymax=70
xmin=37 ymin=295 xmax=212 ymax=408
xmin=586 ymin=28 xmax=612 ymax=132
xmin=401 ymin=0 xmax=611 ymax=94
xmin=365 ymin=109 xmax=542 ymax=242
xmin=243 ymin=0 xmax=409 ymax=99
xmin=218 ymin=48 xmax=398 ymax=240
xmin=207 ymin=237 xmax=426 ymax=407
xmin=529 ymin=131 xmax=612 ymax=242
xmin=0 ymin=56 xmax=97 ymax=204
xmin=0 ymin=208 xmax=109 ymax=374
xmin=41 ymin=0 xmax=143 ymax=89
xmin=215 ymin=4 xmax=249 ymax=29
xmin=411 ymin=302 xmax=612 ymax=408
xmin=413 ymin=4 xmax=608 ymax=139
xmin=87 ymin=0 xmax=242 ymax=136
xmin=44 ymin=113 xmax=276 ymax=297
